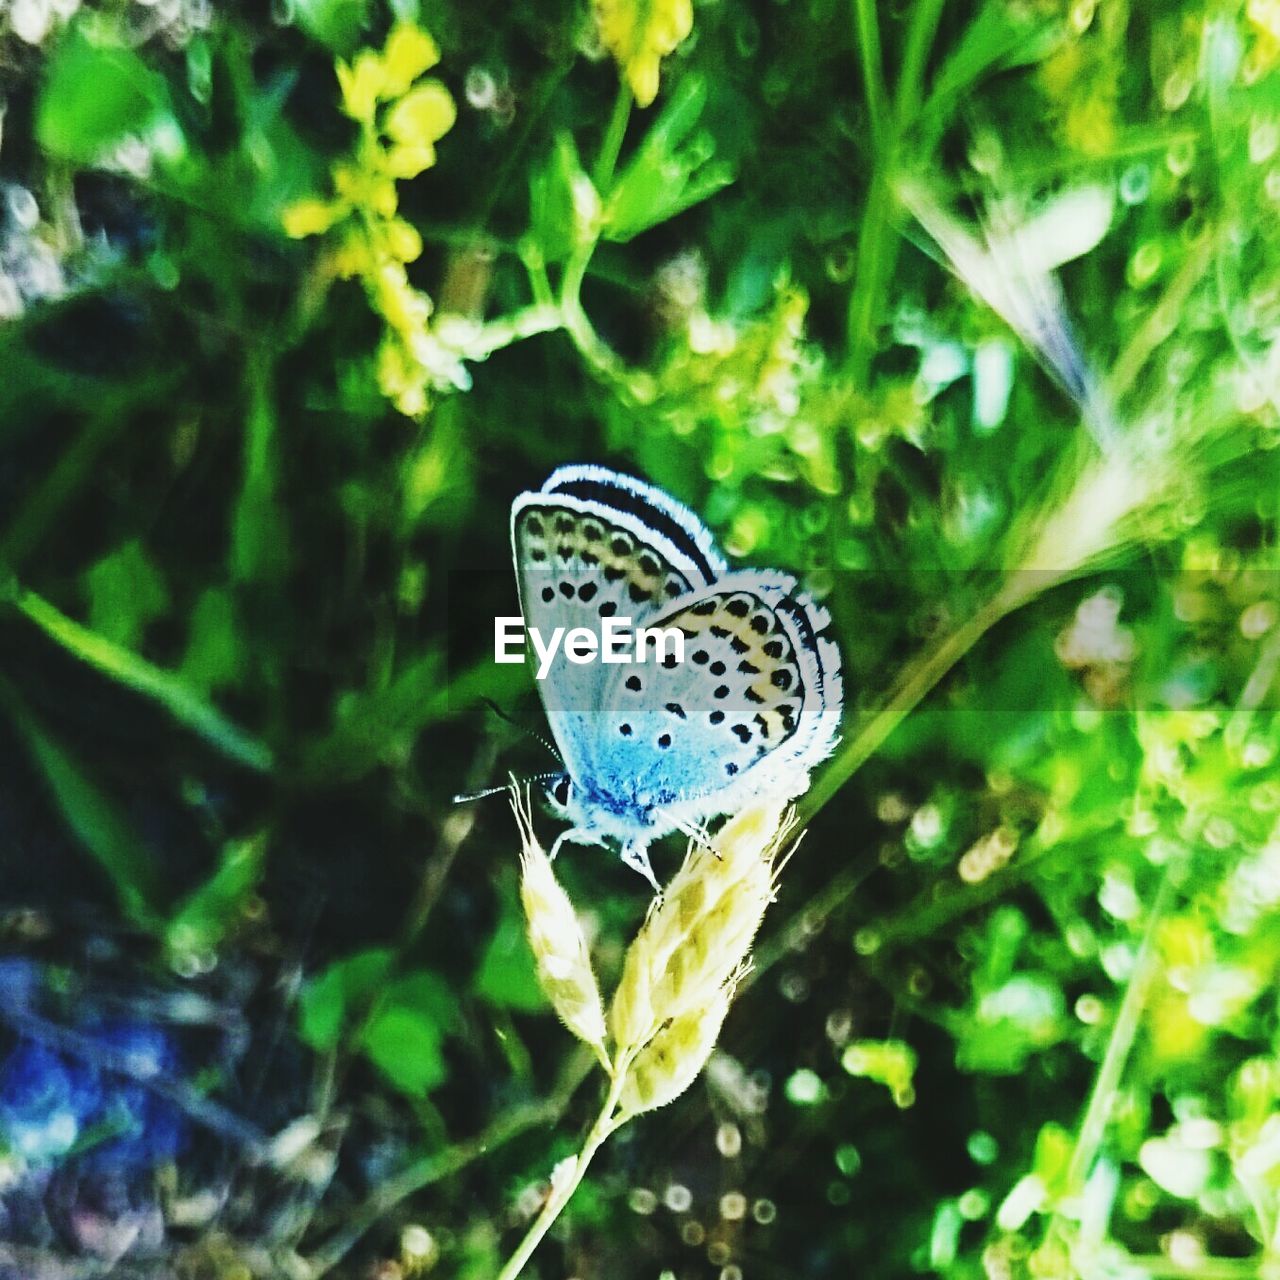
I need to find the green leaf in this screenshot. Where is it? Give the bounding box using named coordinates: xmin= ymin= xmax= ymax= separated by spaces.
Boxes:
xmin=231 ymin=362 xmax=290 ymax=585
xmin=363 ymin=1003 xmax=447 ymax=1094
xmin=5 ymin=698 xmax=164 ymax=930
xmin=298 ymin=953 xmax=456 ymax=1095
xmin=916 ymin=3 xmax=1057 ymax=142
xmin=528 ymin=132 xmax=597 ymax=264
xmin=473 ymin=876 xmax=545 ymax=1012
xmin=298 ymin=948 xmax=395 ymax=1051
xmin=604 ymin=76 xmax=734 ymax=243
xmin=293 ymin=0 xmax=371 ymax=52
xmin=15 ymin=586 xmax=272 ymax=774
xmin=83 ymin=540 xmax=169 ymax=650
xmin=164 ymin=832 xmax=267 ymax=965
xmin=37 ymin=20 xmax=174 ymax=163
xmin=362 ymin=970 xmax=455 ymax=1094
xmin=179 ymin=588 xmax=242 ymax=696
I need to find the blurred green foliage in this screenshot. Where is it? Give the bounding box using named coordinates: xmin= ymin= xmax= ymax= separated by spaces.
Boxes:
xmin=1 ymin=0 xmax=1280 ymax=1278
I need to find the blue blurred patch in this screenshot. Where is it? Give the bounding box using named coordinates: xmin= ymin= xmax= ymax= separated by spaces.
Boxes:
xmin=0 ymin=1022 xmax=186 ymax=1172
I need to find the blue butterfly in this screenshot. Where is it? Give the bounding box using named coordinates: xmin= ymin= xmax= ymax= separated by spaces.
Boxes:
xmin=511 ymin=465 xmax=843 ymax=887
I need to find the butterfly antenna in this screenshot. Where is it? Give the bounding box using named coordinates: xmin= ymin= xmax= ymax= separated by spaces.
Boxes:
xmin=452 ymin=770 xmax=562 ymax=806
xmin=452 ymin=782 xmax=512 ymax=804
xmin=481 ymin=697 xmax=562 ymax=764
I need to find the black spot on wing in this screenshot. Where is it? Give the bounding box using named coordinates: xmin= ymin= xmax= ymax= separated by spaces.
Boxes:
xmin=550 ymin=476 xmax=718 ymax=581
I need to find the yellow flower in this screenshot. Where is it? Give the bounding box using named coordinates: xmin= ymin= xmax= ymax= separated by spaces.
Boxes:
xmin=281 ymin=197 xmax=344 ymax=239
xmin=337 ymin=48 xmax=385 ymax=122
xmin=377 ymin=339 xmax=418 ymax=412
xmin=383 ymin=217 xmax=423 ymax=264
xmin=332 ymin=163 xmax=398 ymax=219
xmin=286 ymin=20 xmax=459 ymax=419
xmin=385 ymin=81 xmax=457 ymax=147
xmin=382 ymin=22 xmax=441 ymax=96
xmin=383 ymin=144 xmax=438 ymax=180
xmin=332 ymin=226 xmax=372 ymax=278
xmin=594 ymin=0 xmax=694 ymax=107
xmin=374 ymin=262 xmax=432 ymax=336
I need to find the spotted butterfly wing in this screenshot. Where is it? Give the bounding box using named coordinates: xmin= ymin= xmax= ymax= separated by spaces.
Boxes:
xmin=588 ymin=571 xmax=843 ymax=831
xmin=510 ymin=466 xmax=726 ymax=788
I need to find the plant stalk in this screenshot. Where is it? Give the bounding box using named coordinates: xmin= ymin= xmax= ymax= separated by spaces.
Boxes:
xmin=494 ymin=1066 xmax=629 ymax=1280
xmin=799 ymin=583 xmax=1018 ymax=824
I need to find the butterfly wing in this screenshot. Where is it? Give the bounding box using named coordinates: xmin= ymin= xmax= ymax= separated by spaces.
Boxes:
xmin=510 ymin=468 xmax=726 ymax=787
xmin=583 ymin=570 xmax=843 ymax=832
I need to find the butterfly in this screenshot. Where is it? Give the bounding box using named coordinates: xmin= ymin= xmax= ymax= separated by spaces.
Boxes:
xmin=510 ymin=465 xmax=843 ymax=888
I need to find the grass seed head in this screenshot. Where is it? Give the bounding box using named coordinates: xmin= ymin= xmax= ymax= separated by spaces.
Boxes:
xmin=610 ymin=799 xmax=791 ymax=1057
xmin=617 ymin=982 xmax=735 ymax=1119
xmin=511 ymin=788 xmax=609 ymax=1070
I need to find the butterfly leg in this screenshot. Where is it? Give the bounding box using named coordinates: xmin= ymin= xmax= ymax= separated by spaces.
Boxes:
xmin=620 ymin=841 xmax=660 ymax=893
xmin=549 ymin=827 xmax=603 ymax=861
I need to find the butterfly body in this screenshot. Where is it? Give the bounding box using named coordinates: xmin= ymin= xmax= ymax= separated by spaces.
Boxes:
xmin=512 ymin=466 xmax=842 ymax=885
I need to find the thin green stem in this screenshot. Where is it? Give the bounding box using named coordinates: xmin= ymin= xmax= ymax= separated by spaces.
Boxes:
xmin=558 ymin=238 xmax=655 ymax=401
xmin=845 ymin=0 xmax=895 ymax=373
xmin=494 ymin=1065 xmax=631 ymax=1280
xmin=799 ymin=585 xmax=1016 ymax=824
xmin=305 ymin=1047 xmax=597 ymax=1278
xmin=0 ymin=408 xmax=131 ymax=572
xmin=851 ymin=0 xmax=889 ymax=148
xmin=9 ymin=585 xmax=273 ymax=773
xmin=593 ymin=83 xmax=633 ymax=192
xmin=893 ymin=0 xmax=947 ymax=125
xmin=1062 ymin=859 xmax=1178 ymax=1200
xmin=447 ymin=303 xmax=563 ymax=360
xmin=845 ymin=166 xmax=896 ymax=380
xmin=0 ymin=371 xmax=183 ymax=573
xmin=524 ymin=249 xmax=556 ymax=309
